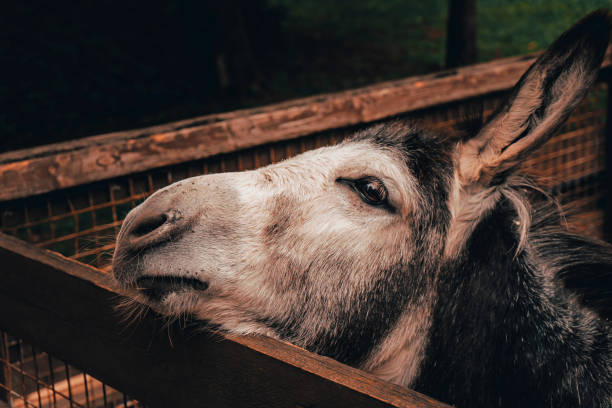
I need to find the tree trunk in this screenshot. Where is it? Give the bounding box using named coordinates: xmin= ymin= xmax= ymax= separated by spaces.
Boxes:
xmin=446 ymin=0 xmax=477 ymax=68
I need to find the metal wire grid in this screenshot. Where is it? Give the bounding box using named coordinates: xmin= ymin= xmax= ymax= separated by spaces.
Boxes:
xmin=0 ymin=84 xmax=607 ymax=408
xmin=525 ymin=86 xmax=607 ymax=235
xmin=1 ymin=85 xmax=607 ymax=271
xmin=423 ymin=85 xmax=608 ymax=236
xmin=0 ymin=131 xmax=346 ymax=270
xmin=0 ymin=131 xmax=346 ymax=407
xmin=0 ymin=331 xmax=142 ymax=408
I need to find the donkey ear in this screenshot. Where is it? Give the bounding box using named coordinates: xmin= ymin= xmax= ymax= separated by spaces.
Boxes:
xmin=457 ymin=10 xmax=611 ymax=186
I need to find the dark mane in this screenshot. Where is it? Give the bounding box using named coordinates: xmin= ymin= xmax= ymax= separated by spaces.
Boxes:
xmin=414 ymin=176 xmax=612 ymax=407
xmin=530 ymin=198 xmax=612 ymax=322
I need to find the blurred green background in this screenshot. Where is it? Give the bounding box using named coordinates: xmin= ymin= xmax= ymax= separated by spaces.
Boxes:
xmin=2 ymin=0 xmax=611 ymax=152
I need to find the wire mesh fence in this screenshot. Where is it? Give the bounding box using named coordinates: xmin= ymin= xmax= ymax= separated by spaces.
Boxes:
xmin=0 ymin=331 xmax=142 ymax=408
xmin=0 ymin=85 xmax=606 ymax=271
xmin=0 ymin=82 xmax=607 ymax=407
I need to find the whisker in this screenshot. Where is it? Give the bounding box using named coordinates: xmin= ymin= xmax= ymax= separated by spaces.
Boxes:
xmin=113 ymin=294 xmax=151 ymax=331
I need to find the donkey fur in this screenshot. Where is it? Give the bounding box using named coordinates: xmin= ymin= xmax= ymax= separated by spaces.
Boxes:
xmin=113 ymin=10 xmax=612 ymax=407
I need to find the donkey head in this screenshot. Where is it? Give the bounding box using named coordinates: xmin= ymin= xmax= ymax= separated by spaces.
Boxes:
xmin=113 ymin=11 xmax=611 ymax=387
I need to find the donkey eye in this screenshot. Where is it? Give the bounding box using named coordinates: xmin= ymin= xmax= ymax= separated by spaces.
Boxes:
xmin=337 ymin=177 xmax=391 ymax=210
xmin=355 ymin=177 xmax=388 ymax=204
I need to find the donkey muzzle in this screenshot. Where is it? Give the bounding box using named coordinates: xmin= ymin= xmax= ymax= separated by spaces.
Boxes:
xmin=112 ymin=186 xmax=194 ymax=285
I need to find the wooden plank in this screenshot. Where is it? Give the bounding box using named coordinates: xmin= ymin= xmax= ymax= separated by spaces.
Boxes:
xmin=1 ymin=50 xmax=610 ymax=202
xmin=0 ymin=343 xmax=6 ymax=404
xmin=0 ymin=233 xmax=451 ymax=408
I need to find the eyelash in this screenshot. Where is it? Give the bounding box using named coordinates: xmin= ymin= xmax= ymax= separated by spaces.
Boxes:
xmin=337 ymin=177 xmax=394 ymax=212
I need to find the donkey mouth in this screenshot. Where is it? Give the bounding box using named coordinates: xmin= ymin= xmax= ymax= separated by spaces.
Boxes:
xmin=136 ymin=276 xmax=209 ymax=302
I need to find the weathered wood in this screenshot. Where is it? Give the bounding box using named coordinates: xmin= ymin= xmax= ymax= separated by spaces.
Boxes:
xmin=0 ymin=51 xmax=609 ymax=202
xmin=0 ymin=341 xmax=6 ymax=404
xmin=0 ymin=233 xmax=451 ymax=408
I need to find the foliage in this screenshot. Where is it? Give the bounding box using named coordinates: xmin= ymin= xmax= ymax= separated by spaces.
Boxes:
xmin=478 ymin=0 xmax=612 ymax=60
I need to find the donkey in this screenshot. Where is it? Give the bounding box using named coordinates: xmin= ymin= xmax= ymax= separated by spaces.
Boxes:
xmin=113 ymin=10 xmax=612 ymax=407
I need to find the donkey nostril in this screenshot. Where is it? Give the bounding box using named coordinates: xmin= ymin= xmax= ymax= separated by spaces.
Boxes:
xmin=130 ymin=213 xmax=168 ymax=237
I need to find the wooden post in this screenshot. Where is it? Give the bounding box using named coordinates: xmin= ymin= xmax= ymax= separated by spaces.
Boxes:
xmin=605 ymin=74 xmax=612 ymax=242
xmin=446 ymin=0 xmax=477 ymax=68
xmin=0 ymin=333 xmax=8 ymax=403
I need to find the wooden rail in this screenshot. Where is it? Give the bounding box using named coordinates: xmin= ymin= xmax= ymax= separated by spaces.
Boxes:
xmin=0 ymin=233 xmax=451 ymax=408
xmin=1 ymin=50 xmax=609 ymax=202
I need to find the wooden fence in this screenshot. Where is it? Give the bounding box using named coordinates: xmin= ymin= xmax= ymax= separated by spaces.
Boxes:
xmin=0 ymin=49 xmax=611 ymax=407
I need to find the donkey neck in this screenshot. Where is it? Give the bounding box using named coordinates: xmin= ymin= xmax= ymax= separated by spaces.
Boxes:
xmin=413 ymin=199 xmax=612 ymax=408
